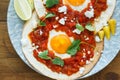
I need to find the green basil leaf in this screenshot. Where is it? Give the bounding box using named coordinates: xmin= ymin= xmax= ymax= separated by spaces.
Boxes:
xmin=67 ymin=40 xmax=81 ymax=56
xmin=76 ymin=23 xmax=84 ymax=31
xmin=85 ymin=23 xmax=95 ymax=31
xmin=38 ymin=20 xmax=46 ymax=26
xmin=45 ymin=12 xmax=55 ymax=19
xmin=38 ymin=50 xmax=51 ymax=60
xmin=46 ymin=0 xmax=59 ymax=8
xmin=52 ymin=57 xmax=64 ymax=67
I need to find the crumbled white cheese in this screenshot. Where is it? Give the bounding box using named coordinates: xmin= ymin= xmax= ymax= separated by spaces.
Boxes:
xmin=39 ymin=30 xmax=43 ymax=35
xmin=96 ymin=52 xmax=99 ymax=55
xmin=71 ymin=20 xmax=74 ymax=22
xmin=83 ymin=53 xmax=86 ymax=58
xmin=32 ymin=43 xmax=35 ymax=46
xmin=59 ymin=18 xmax=66 ymax=25
xmin=85 ymin=37 xmax=89 ymax=41
xmin=90 ymin=58 xmax=94 ymax=62
xmin=58 ymin=6 xmax=67 ymax=13
xmin=73 ymin=29 xmax=81 ymax=34
xmin=84 ymin=6 xmax=94 ymax=19
xmin=83 ymin=48 xmax=86 ymax=51
xmin=86 ymin=60 xmax=91 ymax=65
xmin=64 ymin=12 xmax=67 ymax=14
xmin=79 ymin=67 xmax=85 ymax=74
xmin=95 ymin=36 xmax=101 ymax=42
xmin=21 ymin=38 xmax=28 ymax=47
xmin=53 ymin=25 xmax=58 ymax=28
xmin=35 ymin=45 xmax=39 ymax=49
xmin=81 ymin=59 xmax=84 ymax=62
xmin=87 ymin=51 xmax=91 ymax=54
xmin=55 ymin=17 xmax=59 ymax=20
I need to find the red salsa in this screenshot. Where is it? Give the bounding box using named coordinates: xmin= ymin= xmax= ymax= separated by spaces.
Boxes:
xmin=29 ymin=0 xmax=107 ymax=75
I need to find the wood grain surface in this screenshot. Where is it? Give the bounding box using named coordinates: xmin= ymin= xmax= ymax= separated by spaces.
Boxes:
xmin=0 ymin=0 xmax=120 ymax=80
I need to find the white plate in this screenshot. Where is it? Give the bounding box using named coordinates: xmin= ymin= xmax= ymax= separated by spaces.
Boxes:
xmin=7 ymin=0 xmax=120 ymax=79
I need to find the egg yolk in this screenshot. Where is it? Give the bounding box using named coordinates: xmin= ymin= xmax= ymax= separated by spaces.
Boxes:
xmin=50 ymin=34 xmax=71 ymax=54
xmin=67 ymin=0 xmax=85 ymax=6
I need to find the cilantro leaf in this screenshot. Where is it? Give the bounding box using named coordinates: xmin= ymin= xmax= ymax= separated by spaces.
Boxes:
xmin=67 ymin=40 xmax=81 ymax=56
xmin=46 ymin=0 xmax=59 ymax=8
xmin=52 ymin=57 xmax=64 ymax=67
xmin=76 ymin=23 xmax=84 ymax=32
xmin=45 ymin=13 xmax=55 ymax=19
xmin=85 ymin=23 xmax=95 ymax=31
xmin=38 ymin=50 xmax=51 ymax=60
xmin=38 ymin=20 xmax=46 ymax=26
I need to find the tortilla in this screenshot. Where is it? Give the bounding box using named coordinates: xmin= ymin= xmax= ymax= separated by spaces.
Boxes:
xmin=21 ymin=11 xmax=102 ymax=80
xmin=21 ymin=0 xmax=116 ymax=79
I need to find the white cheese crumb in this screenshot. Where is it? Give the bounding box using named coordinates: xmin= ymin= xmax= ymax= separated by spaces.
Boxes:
xmin=96 ymin=52 xmax=99 ymax=55
xmin=71 ymin=20 xmax=74 ymax=22
xmin=84 ymin=6 xmax=94 ymax=19
xmin=85 ymin=37 xmax=89 ymax=41
xmin=32 ymin=43 xmax=35 ymax=46
xmin=83 ymin=53 xmax=86 ymax=58
xmin=53 ymin=25 xmax=58 ymax=28
xmin=79 ymin=67 xmax=85 ymax=74
xmin=64 ymin=12 xmax=67 ymax=14
xmin=55 ymin=17 xmax=59 ymax=20
xmin=95 ymin=36 xmax=101 ymax=42
xmin=58 ymin=6 xmax=67 ymax=13
xmin=86 ymin=60 xmax=91 ymax=65
xmin=59 ymin=18 xmax=66 ymax=25
xmin=90 ymin=58 xmax=94 ymax=62
xmin=35 ymin=45 xmax=39 ymax=49
xmin=88 ymin=51 xmax=91 ymax=54
xmin=73 ymin=29 xmax=81 ymax=34
xmin=39 ymin=30 xmax=43 ymax=35
xmin=21 ymin=38 xmax=28 ymax=47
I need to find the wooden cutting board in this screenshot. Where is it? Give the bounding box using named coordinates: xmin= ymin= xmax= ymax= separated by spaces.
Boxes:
xmin=0 ymin=0 xmax=120 ymax=80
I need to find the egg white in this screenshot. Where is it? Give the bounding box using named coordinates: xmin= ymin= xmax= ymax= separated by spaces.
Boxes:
xmin=63 ymin=0 xmax=91 ymax=12
xmin=47 ymin=29 xmax=74 ymax=59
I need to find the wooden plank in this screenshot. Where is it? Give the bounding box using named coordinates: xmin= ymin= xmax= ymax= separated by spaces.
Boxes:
xmin=0 ymin=0 xmax=9 ymax=21
xmin=0 ymin=22 xmax=18 ymax=58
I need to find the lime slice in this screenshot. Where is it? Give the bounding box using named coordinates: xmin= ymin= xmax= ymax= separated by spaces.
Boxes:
xmin=34 ymin=0 xmax=46 ymax=18
xmin=14 ymin=0 xmax=32 ymax=20
xmin=27 ymin=0 xmax=34 ymax=10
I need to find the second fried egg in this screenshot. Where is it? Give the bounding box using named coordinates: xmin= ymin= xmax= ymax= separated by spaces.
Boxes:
xmin=63 ymin=0 xmax=91 ymax=12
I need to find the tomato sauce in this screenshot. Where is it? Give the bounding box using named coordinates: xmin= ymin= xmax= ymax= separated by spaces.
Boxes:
xmin=29 ymin=0 xmax=107 ymax=75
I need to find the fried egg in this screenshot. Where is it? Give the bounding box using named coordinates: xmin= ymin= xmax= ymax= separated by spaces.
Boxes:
xmin=48 ymin=29 xmax=74 ymax=59
xmin=63 ymin=0 xmax=91 ymax=12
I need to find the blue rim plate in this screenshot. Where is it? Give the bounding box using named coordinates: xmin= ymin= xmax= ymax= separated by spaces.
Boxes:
xmin=7 ymin=0 xmax=120 ymax=79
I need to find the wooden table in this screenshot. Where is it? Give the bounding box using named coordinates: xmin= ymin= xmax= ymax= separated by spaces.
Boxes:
xmin=0 ymin=0 xmax=120 ymax=80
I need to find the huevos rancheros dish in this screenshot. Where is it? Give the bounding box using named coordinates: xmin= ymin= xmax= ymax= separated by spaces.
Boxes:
xmin=20 ymin=0 xmax=116 ymax=79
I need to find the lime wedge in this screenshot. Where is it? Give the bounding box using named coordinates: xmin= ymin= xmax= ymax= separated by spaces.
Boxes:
xmin=27 ymin=0 xmax=34 ymax=10
xmin=34 ymin=0 xmax=46 ymax=18
xmin=14 ymin=0 xmax=32 ymax=20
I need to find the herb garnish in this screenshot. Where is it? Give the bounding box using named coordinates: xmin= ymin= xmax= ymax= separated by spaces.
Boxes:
xmin=67 ymin=40 xmax=81 ymax=56
xmin=85 ymin=23 xmax=95 ymax=31
xmin=46 ymin=0 xmax=59 ymax=8
xmin=52 ymin=57 xmax=64 ymax=67
xmin=45 ymin=13 xmax=55 ymax=18
xmin=38 ymin=50 xmax=51 ymax=60
xmin=38 ymin=20 xmax=46 ymax=26
xmin=76 ymin=23 xmax=84 ymax=32
xmin=38 ymin=12 xmax=56 ymax=27
xmin=38 ymin=50 xmax=64 ymax=67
